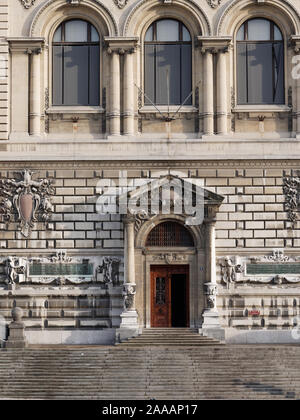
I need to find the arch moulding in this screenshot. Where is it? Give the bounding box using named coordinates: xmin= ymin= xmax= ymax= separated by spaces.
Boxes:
xmin=123 ymin=0 xmax=211 ymax=37
xmin=217 ymin=0 xmax=300 ymax=37
xmin=30 ymin=0 xmax=118 ymax=38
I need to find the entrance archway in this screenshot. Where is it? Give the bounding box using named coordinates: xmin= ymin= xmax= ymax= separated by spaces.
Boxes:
xmin=146 ymin=221 xmax=194 ymax=328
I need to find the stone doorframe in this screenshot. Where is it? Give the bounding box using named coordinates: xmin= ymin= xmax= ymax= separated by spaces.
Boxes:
xmin=116 ymin=176 xmax=225 ymax=341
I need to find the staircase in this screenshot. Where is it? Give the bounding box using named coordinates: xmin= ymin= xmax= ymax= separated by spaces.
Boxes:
xmin=1 ymin=344 xmax=300 ymax=399
xmin=117 ymin=328 xmax=223 ymax=346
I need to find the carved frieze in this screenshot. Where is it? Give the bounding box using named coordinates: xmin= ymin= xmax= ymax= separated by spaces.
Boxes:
xmin=152 ymin=253 xmax=189 ymax=264
xmin=0 ymin=252 xmax=123 ymax=287
xmin=0 ymin=169 xmax=54 ymax=237
xmin=219 ymin=251 xmax=300 ymax=287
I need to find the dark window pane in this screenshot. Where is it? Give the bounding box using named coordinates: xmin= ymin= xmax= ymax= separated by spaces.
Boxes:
xmin=53 ymin=46 xmax=63 ymax=105
xmin=53 ymin=26 xmax=62 ymax=42
xmin=144 ymin=45 xmax=155 ymax=104
xmin=64 ymin=45 xmax=89 ymax=105
xmin=89 ymin=46 xmax=100 ymax=105
xmin=155 ymin=45 xmax=180 ymax=105
xmin=237 ymin=43 xmax=247 ymax=104
xmin=247 ymin=43 xmax=273 ymax=104
xmin=181 ymin=45 xmax=192 ymax=104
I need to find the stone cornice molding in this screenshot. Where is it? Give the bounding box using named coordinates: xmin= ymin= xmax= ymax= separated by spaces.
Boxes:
xmin=197 ymin=36 xmax=232 ymax=53
xmin=8 ymin=37 xmax=45 ymax=53
xmin=104 ymin=36 xmax=139 ymax=54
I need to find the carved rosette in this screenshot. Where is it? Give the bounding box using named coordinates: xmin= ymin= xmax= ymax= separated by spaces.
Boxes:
xmin=0 ymin=169 xmax=54 ymax=237
xmin=123 ymin=283 xmax=136 ymax=310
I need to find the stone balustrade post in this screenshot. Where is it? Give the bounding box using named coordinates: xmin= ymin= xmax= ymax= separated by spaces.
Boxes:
xmin=6 ymin=307 xmax=27 ymax=349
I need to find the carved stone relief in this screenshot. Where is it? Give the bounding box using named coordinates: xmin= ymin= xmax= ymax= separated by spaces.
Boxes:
xmin=207 ymin=0 xmax=222 ymax=8
xmin=0 ymin=252 xmax=122 ymax=288
xmin=0 ymin=169 xmax=54 ymax=237
xmin=152 ymin=253 xmax=189 ymax=264
xmin=204 ymin=282 xmax=218 ymax=309
xmin=114 ymin=0 xmax=128 ymax=8
xmin=219 ymin=251 xmax=300 ymax=286
xmin=123 ymin=283 xmax=136 ymax=310
xmin=19 ymin=0 xmax=35 ymax=9
xmin=283 ymin=176 xmax=300 ymax=227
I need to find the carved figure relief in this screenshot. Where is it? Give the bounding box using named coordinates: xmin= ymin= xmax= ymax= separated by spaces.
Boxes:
xmin=123 ymin=283 xmax=136 ymax=310
xmin=97 ymin=257 xmax=121 ymax=286
xmin=0 ymin=170 xmax=54 ymax=237
xmin=5 ymin=257 xmax=26 ymax=285
xmin=220 ymin=257 xmax=244 ymax=286
xmin=205 ymin=283 xmax=217 ymax=309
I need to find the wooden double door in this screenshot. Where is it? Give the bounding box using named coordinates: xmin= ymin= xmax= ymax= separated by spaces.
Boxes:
xmin=151 ymin=265 xmax=189 ymax=328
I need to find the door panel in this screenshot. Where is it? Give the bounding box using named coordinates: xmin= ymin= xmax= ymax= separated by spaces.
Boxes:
xmin=151 ymin=267 xmax=171 ymax=327
xmin=151 ymin=265 xmax=189 ymax=328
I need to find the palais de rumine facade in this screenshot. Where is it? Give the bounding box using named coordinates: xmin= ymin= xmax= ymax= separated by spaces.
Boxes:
xmin=1 ymin=0 xmax=300 ymax=345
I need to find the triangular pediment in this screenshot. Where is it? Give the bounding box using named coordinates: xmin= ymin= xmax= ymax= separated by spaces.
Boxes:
xmin=118 ymin=175 xmax=224 ymax=222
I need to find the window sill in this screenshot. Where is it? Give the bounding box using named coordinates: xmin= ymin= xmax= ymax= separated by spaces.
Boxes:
xmin=233 ymin=105 xmax=291 ymax=113
xmin=139 ymin=105 xmax=198 ymax=114
xmin=46 ymin=106 xmax=105 ymax=114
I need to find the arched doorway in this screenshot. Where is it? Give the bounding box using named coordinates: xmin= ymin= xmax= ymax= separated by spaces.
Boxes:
xmin=146 ymin=222 xmax=194 ymax=328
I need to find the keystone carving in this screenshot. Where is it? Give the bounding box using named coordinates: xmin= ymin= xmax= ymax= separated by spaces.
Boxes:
xmin=114 ymin=0 xmax=128 ymax=8
xmin=207 ymin=0 xmax=222 ymax=8
xmin=19 ymin=0 xmax=35 ymax=8
xmin=0 ymin=169 xmax=54 ymax=237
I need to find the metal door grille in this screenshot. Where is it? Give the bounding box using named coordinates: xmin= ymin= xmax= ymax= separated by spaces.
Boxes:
xmin=146 ymin=222 xmax=194 ymax=247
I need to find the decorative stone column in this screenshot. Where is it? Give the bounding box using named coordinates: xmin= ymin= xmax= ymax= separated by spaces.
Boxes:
xmin=29 ymin=48 xmax=42 ymax=136
xmin=116 ymin=214 xmax=139 ymax=342
xmin=216 ymin=49 xmax=228 ymax=135
xmin=123 ymin=48 xmax=135 ymax=136
xmin=200 ymin=217 xmax=225 ymax=341
xmin=108 ymin=49 xmax=121 ymax=136
xmin=202 ymin=49 xmax=214 ymax=135
xmin=6 ymin=307 xmax=27 ymax=349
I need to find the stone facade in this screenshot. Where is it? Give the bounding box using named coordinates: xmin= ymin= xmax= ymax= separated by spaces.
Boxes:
xmin=0 ymin=0 xmax=300 ymax=344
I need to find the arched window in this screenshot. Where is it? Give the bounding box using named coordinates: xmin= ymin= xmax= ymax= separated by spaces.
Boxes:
xmin=236 ymin=18 xmax=284 ymax=105
xmin=144 ymin=19 xmax=192 ymax=106
xmin=52 ymin=19 xmax=100 ymax=106
xmin=146 ymin=221 xmax=194 ymax=247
